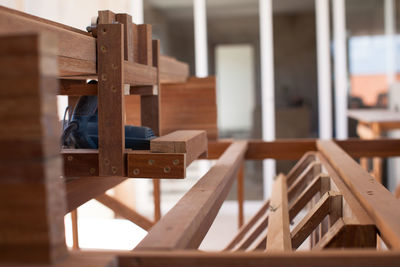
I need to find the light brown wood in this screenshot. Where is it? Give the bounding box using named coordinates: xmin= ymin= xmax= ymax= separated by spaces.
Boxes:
xmin=71 ymin=209 xmax=79 ymax=250
xmin=232 ymin=212 xmax=269 ymax=251
xmin=0 ymin=33 xmax=67 ymax=263
xmin=124 ymin=61 xmax=158 ymax=86
xmin=287 ymin=162 xmax=322 ymax=204
xmin=317 ymin=140 xmax=400 ymax=249
xmin=138 ymin=24 xmax=152 ymax=66
xmin=286 ymin=152 xmax=317 ymax=186
xmin=136 ymin=142 xmax=247 ymax=250
xmin=246 ymin=140 xmax=317 ymax=160
xmin=95 ymin=194 xmax=154 ymax=230
xmin=97 ymin=23 xmax=125 ymax=176
xmin=150 ymin=130 xmax=208 ymax=166
xmin=266 ymin=174 xmax=291 ymax=251
xmin=237 ymin=164 xmax=245 ymax=228
xmin=159 ymin=54 xmax=189 ymax=83
xmin=225 ymin=200 xmax=270 ymax=250
xmin=153 ymin=179 xmax=161 ymax=222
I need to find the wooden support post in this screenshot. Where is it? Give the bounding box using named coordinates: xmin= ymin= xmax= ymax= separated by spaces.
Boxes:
xmin=97 ymin=23 xmax=125 ymax=176
xmin=71 ymin=210 xmax=79 ymax=250
xmin=287 ymin=162 xmax=322 ymax=204
xmin=266 ymin=174 xmax=292 ymax=251
xmin=153 ymin=179 xmax=161 ymax=222
xmin=237 ymin=164 xmax=245 ymax=228
xmin=115 ymin=14 xmax=134 ymax=62
xmin=0 ymin=33 xmax=67 ymax=263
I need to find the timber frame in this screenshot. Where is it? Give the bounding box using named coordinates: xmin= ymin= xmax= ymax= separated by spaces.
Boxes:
xmin=1 ymin=6 xmax=400 ymax=267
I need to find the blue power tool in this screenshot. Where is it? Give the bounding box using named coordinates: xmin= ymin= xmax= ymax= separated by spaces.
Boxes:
xmin=62 ymin=87 xmax=155 ymax=150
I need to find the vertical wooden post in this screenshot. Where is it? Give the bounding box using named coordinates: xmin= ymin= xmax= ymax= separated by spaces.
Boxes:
xmin=153 ymin=179 xmax=161 ymax=221
xmin=116 ymin=14 xmax=134 ymax=62
xmin=0 ymin=33 xmax=67 ymax=263
xmin=237 ymin=164 xmax=244 ymax=228
xmin=97 ymin=22 xmax=125 ymax=176
xmin=71 ymin=209 xmax=79 ymax=250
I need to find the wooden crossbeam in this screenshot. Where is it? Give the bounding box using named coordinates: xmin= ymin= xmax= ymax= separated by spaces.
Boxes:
xmin=317 ymin=140 xmax=400 ymax=249
xmin=286 ymin=152 xmax=317 ymax=186
xmin=96 ymin=194 xmax=154 ymax=231
xmin=266 ymin=174 xmax=291 ymax=251
xmin=291 ymin=191 xmax=342 ymax=249
xmin=159 ymin=54 xmax=189 ymax=83
xmin=232 ymin=212 xmax=269 ymax=251
xmin=135 ymin=142 xmax=247 ymax=250
xmin=287 ymin=162 xmax=322 ymax=203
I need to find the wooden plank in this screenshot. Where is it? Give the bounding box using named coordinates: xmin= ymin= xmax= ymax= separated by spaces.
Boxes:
xmin=0 ymin=33 xmax=67 ymax=263
xmin=115 ymin=14 xmax=134 ymax=62
xmin=124 ymin=61 xmax=157 ymax=86
xmin=207 ymin=141 xmax=232 ymax=159
xmin=225 ymin=200 xmax=270 ymax=250
xmin=159 ymin=54 xmax=189 ymax=83
xmin=233 ymin=212 xmax=269 ymax=251
xmin=127 ymin=151 xmax=186 ymax=179
xmin=59 ymin=79 xmax=97 ymax=95
xmin=97 ymin=23 xmax=125 ymax=176
xmin=335 ymin=139 xmax=400 ymax=158
xmin=136 ymin=142 xmax=248 ymax=250
xmin=286 ymin=152 xmax=317 ymax=187
xmin=287 ymin=162 xmax=322 ymax=204
xmin=245 ymin=140 xmax=317 ymax=160
xmin=289 ymin=175 xmax=330 ymax=221
xmin=153 ymin=179 xmax=161 ymax=222
xmin=266 ymin=174 xmax=291 ymax=251
xmin=317 ymin=140 xmax=400 ymax=249
xmin=150 ymin=130 xmax=208 ymax=166
xmin=71 ymin=210 xmax=80 ymax=250
xmin=291 ymin=191 xmax=341 ymax=249
xmin=63 ymin=149 xmax=99 ymax=177
xmin=131 ymin=85 xmax=158 ymax=95
xmin=95 ymin=194 xmax=154 ymax=230
xmin=117 ymin=250 xmax=400 ymax=267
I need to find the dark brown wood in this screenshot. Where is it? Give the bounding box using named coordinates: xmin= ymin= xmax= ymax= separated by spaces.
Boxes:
xmin=138 ymin=24 xmax=153 ymax=66
xmin=0 ymin=33 xmax=67 ymax=263
xmin=97 ymin=23 xmax=125 ymax=176
xmin=246 ymin=140 xmax=317 ymax=160
xmin=237 ymin=164 xmax=244 ymax=228
xmin=115 ymin=14 xmax=134 ymax=62
xmin=60 ymin=80 xmax=97 ymax=95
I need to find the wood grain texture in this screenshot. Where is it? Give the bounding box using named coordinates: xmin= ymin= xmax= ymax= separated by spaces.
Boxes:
xmin=96 ymin=194 xmax=154 ymax=230
xmin=97 ymin=23 xmax=125 ymax=176
xmin=135 ymin=142 xmax=247 ymax=250
xmin=59 ymin=79 xmax=97 ymax=95
xmin=317 ymin=140 xmax=400 ymax=249
xmin=0 ymin=33 xmax=67 ymax=263
xmin=266 ymin=174 xmax=291 ymax=251
xmin=115 ymin=14 xmax=134 ymax=62
xmin=150 ymin=130 xmax=208 ymax=166
xmin=159 ymin=54 xmax=189 ymax=83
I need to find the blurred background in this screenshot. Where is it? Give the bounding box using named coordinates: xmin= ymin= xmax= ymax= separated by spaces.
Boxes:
xmin=2 ymin=0 xmax=400 ymax=251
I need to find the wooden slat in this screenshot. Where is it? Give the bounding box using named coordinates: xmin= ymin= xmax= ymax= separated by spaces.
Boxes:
xmin=266 ymin=174 xmax=291 ymax=251
xmin=237 ymin=164 xmax=244 ymax=228
xmin=207 ymin=141 xmax=232 ymax=159
xmin=289 ymin=175 xmax=330 ymax=221
xmin=95 ymin=194 xmax=154 ymax=230
xmin=97 ymin=23 xmax=125 ymax=176
xmin=63 ymin=149 xmax=99 ymax=177
xmin=150 ymin=130 xmax=208 ymax=166
xmin=59 ymin=80 xmax=97 ymax=95
xmin=115 ymin=14 xmax=134 ymax=62
xmin=138 ymin=24 xmax=153 ymax=66
xmin=159 ymin=54 xmax=189 ymax=83
xmin=152 ymin=179 xmax=161 ymax=222
xmin=136 ymin=141 xmax=248 ymax=250
xmin=127 ymin=151 xmax=186 ymax=178
xmin=286 ymin=152 xmax=317 ymax=186
xmin=246 ymin=140 xmax=317 ymax=160
xmin=71 ymin=210 xmax=80 ymax=250
xmin=287 ymin=162 xmax=322 ymax=204
xmin=317 ymin=140 xmax=400 ymax=249
xmin=291 ymin=191 xmax=341 ymax=249
xmin=124 ymin=61 xmax=157 ymax=86
xmin=335 ymin=139 xmax=400 ymax=158
xmin=233 ymin=212 xmax=269 ymax=251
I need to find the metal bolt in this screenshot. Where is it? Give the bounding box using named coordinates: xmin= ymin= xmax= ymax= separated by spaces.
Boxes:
xmin=164 ymin=166 xmax=171 ymax=173
xmin=89 ymin=168 xmax=96 ymax=174
xmin=133 ymin=168 xmax=140 ymax=175
xmin=67 ymin=156 xmax=73 ymax=161
xmin=148 ymin=159 xmax=155 ymax=165
xmin=100 ymin=45 xmax=107 ymax=53
xmin=173 ymin=159 xmax=179 ymax=165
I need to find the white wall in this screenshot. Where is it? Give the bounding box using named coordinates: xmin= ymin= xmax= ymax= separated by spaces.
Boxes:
xmin=215 ymin=44 xmax=255 ymax=132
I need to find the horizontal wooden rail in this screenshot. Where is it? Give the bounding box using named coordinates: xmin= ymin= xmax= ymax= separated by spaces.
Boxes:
xmin=317 ymin=140 xmax=400 ymax=249
xmin=135 ymin=141 xmax=248 ymax=250
xmin=159 ymin=54 xmax=189 ymax=83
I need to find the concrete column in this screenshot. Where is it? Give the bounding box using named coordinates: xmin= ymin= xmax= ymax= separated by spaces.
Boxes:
xmin=193 ymin=0 xmax=208 ymax=77
xmin=333 ymin=0 xmax=348 ymax=139
xmin=259 ymin=0 xmax=276 ymax=199
xmin=315 ymin=0 xmax=332 ymax=139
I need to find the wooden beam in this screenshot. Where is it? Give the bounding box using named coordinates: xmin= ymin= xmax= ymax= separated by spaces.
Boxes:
xmin=266 ymin=174 xmax=291 ymax=251
xmin=135 ymin=142 xmax=247 ymax=250
xmin=71 ymin=210 xmax=79 ymax=250
xmin=59 ymin=80 xmax=97 ymax=95
xmin=317 ymin=140 xmax=400 ymax=249
xmin=115 ymin=14 xmax=134 ymax=62
xmin=96 ymin=194 xmax=154 ymax=231
xmin=287 ymin=163 xmax=322 ymax=203
xmin=232 ymin=212 xmax=269 ymax=251
xmin=97 ymin=23 xmax=125 ymax=176
xmin=286 ymin=152 xmax=317 ymax=186
xmin=150 ymin=130 xmax=208 ymax=166
xmin=237 ymin=164 xmax=244 ymax=228
xmin=245 ymin=140 xmax=317 ymax=160
xmin=124 ymin=61 xmax=157 ymax=86
xmin=159 ymin=54 xmax=189 ymax=83
xmin=207 ymin=141 xmax=232 ymax=159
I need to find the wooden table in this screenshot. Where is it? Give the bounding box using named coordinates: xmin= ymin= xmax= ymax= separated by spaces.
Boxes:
xmin=348 ymin=109 xmax=400 ymax=183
